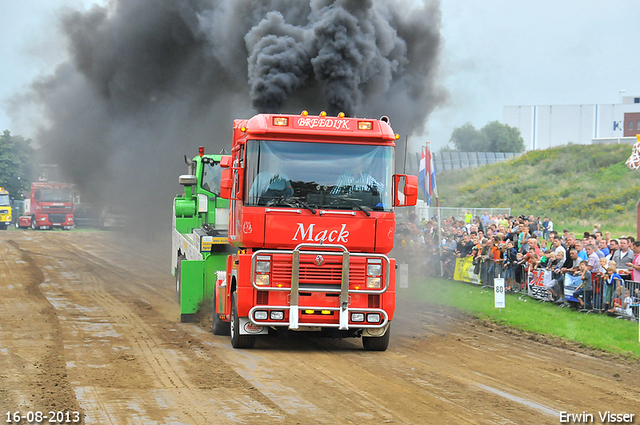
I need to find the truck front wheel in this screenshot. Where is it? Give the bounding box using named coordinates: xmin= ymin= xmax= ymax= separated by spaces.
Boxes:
xmin=30 ymin=217 xmax=37 ymax=230
xmin=362 ymin=325 xmax=391 ymax=351
xmin=230 ymin=292 xmax=255 ymax=349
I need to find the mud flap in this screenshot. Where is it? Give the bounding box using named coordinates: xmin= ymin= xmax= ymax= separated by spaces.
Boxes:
xmin=180 ymin=260 xmax=204 ymax=317
xmin=238 ymin=317 xmax=268 ymax=335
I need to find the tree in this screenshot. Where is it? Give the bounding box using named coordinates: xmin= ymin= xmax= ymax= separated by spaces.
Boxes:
xmin=482 ymin=121 xmax=525 ymax=152
xmin=448 ymin=121 xmax=525 ymax=153
xmin=0 ymin=130 xmax=36 ymax=199
xmin=449 ymin=122 xmax=488 ymax=152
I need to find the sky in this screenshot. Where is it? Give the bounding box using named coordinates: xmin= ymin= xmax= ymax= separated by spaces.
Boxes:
xmin=1 ymin=0 xmax=639 ymax=152
xmin=425 ymin=0 xmax=640 ymax=150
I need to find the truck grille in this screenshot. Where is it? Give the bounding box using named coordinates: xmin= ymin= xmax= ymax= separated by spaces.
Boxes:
xmin=271 ymin=254 xmax=366 ymax=287
xmin=48 ymin=214 xmax=67 ymax=223
xmin=256 ymin=291 xmax=269 ymax=305
xmin=42 ymin=205 xmax=72 ymax=214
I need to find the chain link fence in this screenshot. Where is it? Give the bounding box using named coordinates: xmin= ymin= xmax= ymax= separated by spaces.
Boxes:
xmin=414 ymin=203 xmax=511 ymax=222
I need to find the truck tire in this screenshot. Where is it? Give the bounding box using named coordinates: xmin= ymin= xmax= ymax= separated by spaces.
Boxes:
xmin=362 ymin=325 xmax=391 ymax=351
xmin=0 ymin=224 xmax=6 ymax=230
xmin=212 ymin=294 xmax=230 ymax=335
xmin=230 ymin=292 xmax=255 ymax=349
xmin=30 ymin=216 xmax=37 ymax=230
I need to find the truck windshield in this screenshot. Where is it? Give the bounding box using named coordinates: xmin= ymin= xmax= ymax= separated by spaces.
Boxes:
xmin=201 ymin=161 xmax=222 ymax=196
xmin=0 ymin=194 xmax=9 ymax=206
xmin=244 ymin=140 xmax=394 ymax=212
xmin=40 ymin=189 xmax=73 ymax=203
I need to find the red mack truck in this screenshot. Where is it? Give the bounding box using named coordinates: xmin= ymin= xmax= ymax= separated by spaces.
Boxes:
xmin=16 ymin=182 xmax=75 ymax=230
xmin=214 ymin=111 xmax=418 ymax=350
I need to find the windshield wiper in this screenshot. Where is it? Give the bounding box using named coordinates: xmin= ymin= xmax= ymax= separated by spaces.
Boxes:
xmin=351 ymin=200 xmax=371 ymax=217
xmin=287 ymin=197 xmax=316 ymax=214
xmin=296 ymin=199 xmax=317 ymax=214
xmin=265 ymin=196 xmax=316 ymax=214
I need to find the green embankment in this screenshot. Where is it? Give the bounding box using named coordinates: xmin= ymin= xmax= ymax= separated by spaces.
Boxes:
xmin=437 ymin=143 xmax=640 ymax=235
xmin=408 ymin=276 xmax=640 ymax=359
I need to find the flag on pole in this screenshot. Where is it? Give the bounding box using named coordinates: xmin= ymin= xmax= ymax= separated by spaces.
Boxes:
xmin=425 ymin=144 xmax=433 ymax=205
xmin=428 ymin=143 xmax=438 ymax=201
xmin=418 ymin=147 xmax=430 ymax=205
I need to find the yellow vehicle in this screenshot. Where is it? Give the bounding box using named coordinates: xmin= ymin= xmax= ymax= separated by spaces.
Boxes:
xmin=0 ymin=187 xmax=11 ymax=230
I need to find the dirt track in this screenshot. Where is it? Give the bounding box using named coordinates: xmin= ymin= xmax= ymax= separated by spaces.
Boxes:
xmin=1 ymin=230 xmax=639 ymax=424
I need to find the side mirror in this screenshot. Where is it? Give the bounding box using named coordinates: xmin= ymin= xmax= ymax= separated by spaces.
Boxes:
xmin=220 ymin=168 xmax=233 ymax=199
xmin=394 ymin=174 xmax=418 ymax=207
xmin=179 ymin=174 xmax=197 ymax=186
xmin=220 ymin=156 xmax=232 ymax=168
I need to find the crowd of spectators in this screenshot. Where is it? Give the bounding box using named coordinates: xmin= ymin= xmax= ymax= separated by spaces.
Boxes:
xmin=394 ymin=211 xmax=639 ymax=320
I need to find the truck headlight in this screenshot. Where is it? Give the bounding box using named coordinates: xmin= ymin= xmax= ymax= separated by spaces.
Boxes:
xmin=366 ymin=313 xmax=381 ymax=323
xmin=367 ymin=264 xmax=382 ymax=276
xmin=351 ymin=313 xmax=365 ymax=322
xmin=256 ymin=260 xmax=270 ymax=273
xmin=255 ymin=274 xmax=270 ymax=286
xmin=366 ymin=277 xmax=381 ymax=289
xmin=270 ymin=311 xmax=284 ymax=320
xmin=254 ymin=311 xmax=268 ymax=320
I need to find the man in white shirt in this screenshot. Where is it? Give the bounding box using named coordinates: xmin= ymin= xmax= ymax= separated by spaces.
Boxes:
xmin=552 ymin=237 xmax=566 ymax=259
xmin=331 ymin=163 xmax=383 ymax=195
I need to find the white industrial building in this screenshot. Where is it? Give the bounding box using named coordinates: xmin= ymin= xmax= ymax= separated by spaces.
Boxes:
xmin=504 ymin=95 xmax=640 ymax=150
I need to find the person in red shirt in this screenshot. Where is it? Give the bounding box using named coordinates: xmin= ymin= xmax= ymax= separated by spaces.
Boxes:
xmin=527 ymin=236 xmax=542 ymax=257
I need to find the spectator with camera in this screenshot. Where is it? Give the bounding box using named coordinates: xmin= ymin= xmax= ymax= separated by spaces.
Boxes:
xmin=456 ymin=233 xmax=474 ymax=258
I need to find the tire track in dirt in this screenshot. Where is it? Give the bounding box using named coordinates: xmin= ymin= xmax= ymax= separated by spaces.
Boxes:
xmin=391 ymin=303 xmax=640 ymax=423
xmin=60 ymin=232 xmax=640 ymax=424
xmin=6 ymin=231 xmax=640 ymax=424
xmin=16 ymin=232 xmax=290 ymax=424
xmin=2 ymin=240 xmax=84 ymax=422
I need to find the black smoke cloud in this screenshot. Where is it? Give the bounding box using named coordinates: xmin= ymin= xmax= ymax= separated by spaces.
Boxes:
xmin=17 ymin=0 xmax=444 ymax=233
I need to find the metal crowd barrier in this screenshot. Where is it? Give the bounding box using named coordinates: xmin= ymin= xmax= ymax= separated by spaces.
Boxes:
xmin=617 ymin=279 xmax=639 ymax=321
xmin=518 ymin=268 xmax=639 ymax=321
xmin=438 ymin=250 xmax=639 ymax=322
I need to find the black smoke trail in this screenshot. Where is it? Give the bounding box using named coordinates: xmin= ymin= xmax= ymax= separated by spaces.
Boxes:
xmin=13 ymin=0 xmax=445 ymax=233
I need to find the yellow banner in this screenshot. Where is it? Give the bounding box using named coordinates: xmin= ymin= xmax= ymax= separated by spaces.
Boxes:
xmin=454 ymin=257 xmax=480 ymax=285
xmin=200 ymin=236 xmax=228 ymax=252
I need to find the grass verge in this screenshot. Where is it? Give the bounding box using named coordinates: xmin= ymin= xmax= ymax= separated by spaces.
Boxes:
xmin=408 ymin=275 xmax=640 ymax=359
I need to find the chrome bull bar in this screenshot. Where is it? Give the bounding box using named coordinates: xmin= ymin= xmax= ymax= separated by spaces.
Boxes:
xmin=250 ymin=243 xmax=391 ymax=331
xmin=248 ymin=306 xmax=389 ymax=329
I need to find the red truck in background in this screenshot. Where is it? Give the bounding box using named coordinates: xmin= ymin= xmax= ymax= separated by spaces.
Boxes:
xmin=16 ymin=182 xmax=75 ymax=230
xmin=213 ymin=111 xmax=418 ymax=351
